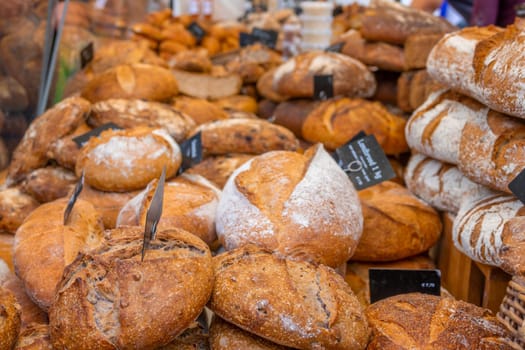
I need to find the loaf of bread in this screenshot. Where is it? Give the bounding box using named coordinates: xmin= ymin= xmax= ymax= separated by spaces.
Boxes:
xmin=210 ymin=245 xmax=370 ymax=350
xmin=0 ymin=234 xmax=14 ymax=271
xmin=75 ymin=126 xmax=182 ymax=192
xmin=0 ymin=187 xmax=39 ymax=234
xmin=408 ymin=70 xmax=445 ymax=111
xmin=14 ymin=322 xmax=52 ymax=349
xmin=190 ymin=118 xmax=299 ymax=157
xmin=171 ymin=49 xmax=213 ymax=73
xmin=172 ymin=96 xmax=229 ymax=125
xmin=217 ymin=144 xmax=363 ymax=268
xmin=172 ymin=69 xmax=242 ymax=100
xmin=185 ymin=154 xmax=254 ymax=189
xmin=256 ymin=68 xmax=289 ymax=102
xmin=225 ymin=44 xmax=283 ymax=84
xmin=366 ymin=293 xmax=517 ymax=349
xmin=81 ymin=64 xmax=179 ymax=103
xmin=371 ymin=70 xmax=399 ymax=106
xmin=340 ymin=29 xmax=405 ymax=72
xmin=0 ymin=75 xmax=28 ymax=112
xmin=272 ymin=99 xmax=320 ymax=138
xmin=0 ymin=286 xmax=20 ymax=349
xmin=89 ymin=99 xmax=196 ymax=143
xmin=404 ymin=32 xmax=444 ymax=70
xmin=210 ymin=316 xmax=291 ymax=350
xmin=6 ymin=96 xmax=90 ymax=186
xmin=272 ymin=51 xmax=377 ymax=99
xmin=212 ymin=95 xmax=258 ymax=114
xmin=351 ymin=181 xmax=442 ymax=262
xmin=458 ymin=108 xmax=525 ymax=193
xmin=0 ymin=138 xmax=9 ymax=172
xmin=302 ymin=97 xmax=408 ymax=154
xmin=20 ymin=166 xmax=76 ymax=203
xmin=258 ymin=99 xmax=278 ymax=119
xmin=453 ymin=192 xmax=525 ymax=276
xmin=404 ymin=153 xmax=496 ymax=214
xmin=360 ymin=0 xmax=455 ymax=45
xmin=49 ymin=227 xmax=214 ymax=349
xmin=14 ymin=197 xmax=104 ymax=311
xmin=46 ymin=122 xmax=92 ymax=170
xmin=159 ymin=320 xmax=210 ymax=350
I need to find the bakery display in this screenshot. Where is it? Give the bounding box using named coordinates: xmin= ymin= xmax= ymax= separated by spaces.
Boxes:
xmin=0 ymin=187 xmax=39 ymax=234
xmin=172 ymin=69 xmax=242 ymax=100
xmin=172 ymin=96 xmax=229 ymax=125
xmin=0 ymin=285 xmax=21 ymax=349
xmin=14 ymin=322 xmax=53 ymax=349
xmin=185 ymin=153 xmax=254 ymax=189
xmin=20 ymin=166 xmax=77 ymax=203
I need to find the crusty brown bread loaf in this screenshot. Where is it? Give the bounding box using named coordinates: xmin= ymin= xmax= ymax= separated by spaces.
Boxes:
xmin=351 ymin=181 xmax=442 ymax=262
xmin=0 ymin=187 xmax=39 ymax=234
xmin=216 ymin=144 xmax=363 ymax=268
xmin=0 ymin=286 xmax=21 ymax=349
xmin=46 ymin=122 xmax=92 ymax=171
xmin=210 ymin=245 xmax=370 ymax=350
xmin=366 ymin=293 xmax=518 ymax=349
xmin=81 ymin=64 xmax=179 ymax=103
xmin=0 ymin=76 xmax=28 ymax=112
xmin=407 ymin=70 xmax=444 ymax=111
xmin=20 ymin=166 xmax=77 ymax=203
xmin=453 ymin=192 xmax=525 ymax=276
xmin=272 ymin=99 xmax=320 ymax=138
xmin=360 ymin=0 xmax=455 ymax=45
xmin=211 ymin=95 xmax=258 ymax=114
xmin=75 ymin=126 xmax=182 ymax=192
xmin=404 ymin=32 xmax=444 ymax=70
xmin=14 ymin=322 xmax=52 ymax=349
xmin=6 ymin=96 xmax=90 ymax=186
xmin=49 ymin=227 xmax=214 ymax=350
xmin=272 ymin=51 xmax=376 ymax=99
xmin=396 ymin=70 xmax=415 ymax=112
xmin=171 ymin=49 xmax=213 ymax=73
xmin=190 ymin=118 xmax=299 ymax=157
xmin=172 ymin=69 xmax=242 ymax=100
xmin=372 ymin=70 xmax=399 ymax=106
xmin=458 ymin=109 xmax=525 ymax=193
xmin=404 ymin=153 xmax=496 ymax=214
xmin=209 ymin=316 xmax=292 ymax=350
xmin=14 ymin=197 xmax=104 ymax=311
xmin=172 ymin=96 xmax=229 ymax=125
xmin=89 ymin=99 xmax=196 ymax=143
xmin=256 ymin=68 xmax=289 ymax=103
xmin=159 ymin=321 xmax=210 ymax=350
xmin=224 ymin=44 xmax=283 ymax=84
xmin=301 ymin=97 xmax=408 ymax=154
xmin=185 ymin=154 xmax=254 ymax=189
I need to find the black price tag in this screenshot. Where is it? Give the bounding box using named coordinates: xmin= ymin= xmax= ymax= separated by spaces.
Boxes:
xmin=333 ymin=5 xmax=344 ymax=17
xmin=178 ymin=132 xmax=203 ymax=175
xmin=508 ymin=168 xmax=525 ymax=204
xmin=294 ymin=6 xmax=303 ymax=15
xmin=239 ymin=32 xmax=256 ymax=47
xmin=369 ymin=269 xmax=441 ymax=304
xmin=335 ymin=132 xmax=396 ymax=190
xmin=325 ymin=42 xmax=344 ymax=53
xmin=313 ymin=75 xmax=334 ymax=100
xmin=196 ymin=310 xmax=209 ymax=336
xmin=80 ymin=42 xmax=94 ymax=69
xmin=142 ymin=167 xmax=166 ymax=261
xmin=188 ymin=22 xmax=206 ymax=43
xmin=63 ymin=171 xmax=85 ymax=225
xmin=251 ymin=28 xmax=278 ymax=49
xmin=73 ymin=122 xmax=122 ymax=147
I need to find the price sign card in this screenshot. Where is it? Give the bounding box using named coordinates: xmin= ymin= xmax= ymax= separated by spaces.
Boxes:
xmin=369 ymin=269 xmax=441 ymax=304
xmin=508 ymin=168 xmax=525 ymax=204
xmin=313 ymin=74 xmax=334 ymax=100
xmin=73 ymin=123 xmax=122 ymax=147
xmin=80 ymin=42 xmax=94 ymax=69
xmin=178 ymin=132 xmax=203 ymax=175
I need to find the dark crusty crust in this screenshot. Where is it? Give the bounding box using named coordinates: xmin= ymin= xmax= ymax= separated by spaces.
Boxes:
xmin=366 ymin=293 xmax=518 ymax=349
xmin=20 ymin=166 xmax=77 ymax=203
xmin=209 ymin=245 xmax=370 ymax=350
xmin=49 ymin=227 xmax=214 ymax=350
xmin=272 ymin=99 xmax=320 ymax=139
xmin=0 ymin=286 xmax=21 ymax=350
xmin=15 ymin=322 xmax=52 ymax=349
xmin=185 ymin=154 xmax=254 ymax=189
xmin=256 ymin=68 xmax=289 ymax=103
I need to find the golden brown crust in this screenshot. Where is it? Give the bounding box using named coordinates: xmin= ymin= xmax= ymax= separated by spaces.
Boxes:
xmin=0 ymin=286 xmax=21 ymax=349
xmin=75 ymin=126 xmax=182 ymax=192
xmin=256 ymin=68 xmax=289 ymax=102
xmin=404 ymin=33 xmax=444 ymax=70
xmin=49 ymin=227 xmax=214 ymax=350
xmin=46 ymin=122 xmax=92 ymax=171
xmin=0 ymin=233 xmax=14 ymax=271
xmin=172 ymin=96 xmax=229 ymax=125
xmin=210 ymin=245 xmax=370 ymax=350
xmin=15 ymin=322 xmax=52 ymax=349
xmin=351 ymin=181 xmax=442 ymax=261
xmin=81 ymin=64 xmax=178 ymax=103
xmin=211 ymin=95 xmax=258 ymax=114
xmin=366 ymin=293 xmax=517 ymax=349
xmin=408 ymin=69 xmax=444 ymax=111
xmin=224 ymin=44 xmax=282 ymax=84
xmin=0 ymin=187 xmax=39 ymax=234
xmin=186 ymin=154 xmax=254 ymax=189
xmin=0 ymin=76 xmax=28 ymax=112
xmin=302 ymin=97 xmax=408 ymax=154
xmin=14 ymin=198 xmax=104 ymax=311
xmin=170 ymin=49 xmax=213 ymax=73
xmin=20 ymin=167 xmax=77 ymax=203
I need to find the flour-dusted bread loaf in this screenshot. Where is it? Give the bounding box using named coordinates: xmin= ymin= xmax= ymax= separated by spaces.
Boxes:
xmin=0 ymin=286 xmax=21 ymax=349
xmin=405 ymin=89 xmax=486 ymax=165
xmin=453 ymin=192 xmax=525 ymax=276
xmin=210 ymin=245 xmax=370 ymax=350
xmin=89 ymin=99 xmax=196 ymax=143
xmin=210 ymin=316 xmax=292 ymax=350
xmin=6 ymin=96 xmax=90 ymax=186
xmin=172 ymin=96 xmax=229 ymax=125
xmin=75 ymin=126 xmax=182 ymax=192
xmin=49 ymin=227 xmax=214 ymax=350
xmin=404 ymin=153 xmax=496 ymax=214
xmin=351 ymin=181 xmax=442 ymax=262
xmin=46 ymin=122 xmax=92 ymax=171
xmin=273 ymin=51 xmax=377 ymax=99
xmin=15 ymin=322 xmax=52 ymax=349
xmin=20 ymin=166 xmax=77 ymax=203
xmin=190 ymin=118 xmax=300 ymax=157
xmin=117 ymin=174 xmax=221 ymax=246
xmin=185 ymin=154 xmax=254 ymax=189
xmin=216 ymin=144 xmax=363 ymax=268
xmin=0 ymin=187 xmax=39 ymax=234
xmin=302 ymin=97 xmax=408 ymax=154
xmin=366 ymin=293 xmax=518 ymax=349
xmin=81 ymin=63 xmax=179 ymax=103
xmin=458 ymin=109 xmax=525 ymax=193
xmin=14 ymin=197 xmax=104 ymax=311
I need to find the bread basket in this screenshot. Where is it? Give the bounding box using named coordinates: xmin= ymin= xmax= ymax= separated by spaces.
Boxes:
xmin=497 ymin=275 xmax=525 ymax=348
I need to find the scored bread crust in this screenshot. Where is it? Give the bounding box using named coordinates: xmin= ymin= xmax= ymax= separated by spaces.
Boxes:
xmin=209 ymin=245 xmax=370 ymax=350
xmin=0 ymin=286 xmax=21 ymax=350
xmin=185 ymin=154 xmax=254 ymax=189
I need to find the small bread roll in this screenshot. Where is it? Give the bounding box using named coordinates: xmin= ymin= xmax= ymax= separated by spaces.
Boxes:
xmin=47 ymin=122 xmax=92 ymax=171
xmin=20 ymin=166 xmax=77 ymax=203
xmin=14 ymin=198 xmax=104 ymax=311
xmin=0 ymin=286 xmax=21 ymax=349
xmin=212 ymin=95 xmax=258 ymax=114
xmin=75 ymin=126 xmax=182 ymax=192
xmin=0 ymin=187 xmax=39 ymax=234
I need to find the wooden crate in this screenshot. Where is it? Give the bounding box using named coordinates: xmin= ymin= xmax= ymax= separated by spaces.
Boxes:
xmin=436 ymin=212 xmax=511 ymax=314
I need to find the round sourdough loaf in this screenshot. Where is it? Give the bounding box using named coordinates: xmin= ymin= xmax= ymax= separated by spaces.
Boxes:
xmin=365 ymin=293 xmax=517 ymax=349
xmin=0 ymin=286 xmax=20 ymax=349
xmin=302 ymin=97 xmax=408 ymax=154
xmin=272 ymin=51 xmax=376 ymax=99
xmin=81 ymin=63 xmax=178 ymax=103
xmin=20 ymin=166 xmax=77 ymax=203
xmin=75 ymin=126 xmax=182 ymax=192
xmin=0 ymin=187 xmax=39 ymax=234
xmin=49 ymin=227 xmax=214 ymax=350
xmin=210 ymin=316 xmax=292 ymax=350
xmin=14 ymin=197 xmax=104 ymax=311
xmin=351 ymin=181 xmax=442 ymax=262
xmin=117 ymin=174 xmax=221 ymax=246
xmin=89 ymin=99 xmax=196 ymax=143
xmin=14 ymin=322 xmax=52 ymax=349
xmin=216 ymin=144 xmax=363 ymax=268
xmin=185 ymin=153 xmax=254 ymax=189
xmin=210 ymin=245 xmax=370 ymax=350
